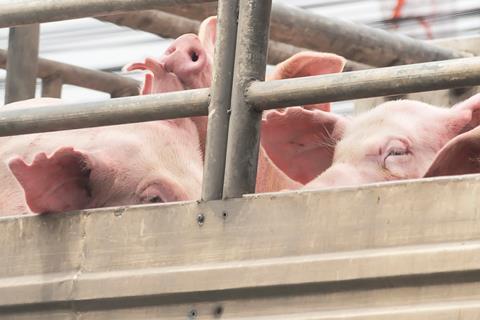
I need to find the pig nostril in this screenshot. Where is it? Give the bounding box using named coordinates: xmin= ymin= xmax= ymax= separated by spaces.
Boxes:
xmin=191 ymin=51 xmax=199 ymax=62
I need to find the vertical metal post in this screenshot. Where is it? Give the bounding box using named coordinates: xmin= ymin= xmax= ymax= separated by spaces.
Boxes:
xmin=223 ymin=0 xmax=272 ymax=198
xmin=41 ymin=74 xmax=63 ymax=98
xmin=201 ymin=0 xmax=240 ymax=201
xmin=5 ymin=24 xmax=40 ymax=104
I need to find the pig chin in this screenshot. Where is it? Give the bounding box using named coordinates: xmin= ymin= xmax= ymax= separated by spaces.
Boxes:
xmin=151 ymin=72 xmax=186 ymax=94
xmin=303 ymin=164 xmax=382 ymax=190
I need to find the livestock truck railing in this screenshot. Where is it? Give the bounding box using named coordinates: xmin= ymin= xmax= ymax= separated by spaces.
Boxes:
xmin=1 ymin=56 xmax=480 ymax=194
xmin=1 ymin=0 xmax=480 ymax=319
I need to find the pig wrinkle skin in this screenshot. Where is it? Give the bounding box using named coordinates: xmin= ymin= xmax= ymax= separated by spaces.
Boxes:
xmin=0 ymin=98 xmax=203 ymax=216
xmin=302 ymin=95 xmax=480 ymax=190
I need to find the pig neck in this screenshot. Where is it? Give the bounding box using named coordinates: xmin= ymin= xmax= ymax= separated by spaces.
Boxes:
xmin=256 ymin=147 xmax=302 ymax=193
xmin=191 ymin=116 xmax=208 ymax=158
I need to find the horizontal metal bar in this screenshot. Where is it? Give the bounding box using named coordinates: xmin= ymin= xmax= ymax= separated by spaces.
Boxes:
xmin=247 ymin=57 xmax=480 ymax=110
xmin=0 ymin=49 xmax=139 ymax=97
xmin=0 ymin=0 xmax=216 ymax=28
xmin=0 ymin=89 xmax=209 ymax=137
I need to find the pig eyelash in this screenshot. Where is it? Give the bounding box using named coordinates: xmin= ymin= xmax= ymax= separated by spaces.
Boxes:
xmin=387 ymin=149 xmax=409 ymax=157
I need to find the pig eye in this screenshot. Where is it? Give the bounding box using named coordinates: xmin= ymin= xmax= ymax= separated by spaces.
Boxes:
xmin=190 ymin=51 xmax=199 ymax=62
xmin=383 ymin=140 xmax=411 ymax=171
xmin=387 ymin=148 xmax=408 ymax=157
xmin=148 ymin=195 xmax=164 ymax=203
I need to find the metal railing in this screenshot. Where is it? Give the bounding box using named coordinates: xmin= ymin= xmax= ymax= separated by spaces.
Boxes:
xmin=1 ymin=0 xmax=480 ymax=202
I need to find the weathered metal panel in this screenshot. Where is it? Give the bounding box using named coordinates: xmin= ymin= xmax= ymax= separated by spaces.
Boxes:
xmin=1 ymin=175 xmax=480 ymax=318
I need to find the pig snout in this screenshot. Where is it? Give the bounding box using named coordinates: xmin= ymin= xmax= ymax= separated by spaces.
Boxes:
xmin=161 ymin=34 xmax=209 ymax=81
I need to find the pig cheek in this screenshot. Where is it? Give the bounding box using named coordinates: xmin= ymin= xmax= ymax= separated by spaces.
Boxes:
xmin=383 ymin=154 xmax=419 ymax=180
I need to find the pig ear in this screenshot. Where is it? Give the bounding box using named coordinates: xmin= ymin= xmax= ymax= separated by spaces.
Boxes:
xmin=424 ymin=125 xmax=480 ymax=178
xmin=198 ymin=16 xmax=217 ymax=57
xmin=8 ymin=147 xmax=94 ymax=214
xmin=450 ymin=93 xmax=480 ymax=134
xmin=122 ymin=61 xmax=152 ymax=95
xmin=261 ymin=107 xmax=349 ymax=184
xmin=267 ymin=51 xmax=346 ymax=111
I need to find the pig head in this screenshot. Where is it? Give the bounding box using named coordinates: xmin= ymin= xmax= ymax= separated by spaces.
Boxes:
xmin=262 ymin=93 xmax=480 ymax=190
xmin=125 ymin=16 xmax=346 ymax=192
xmin=1 ymin=98 xmax=203 ymax=216
xmin=124 ymin=16 xmax=216 ymax=152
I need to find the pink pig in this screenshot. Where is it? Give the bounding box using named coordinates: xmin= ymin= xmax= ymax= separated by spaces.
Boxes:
xmin=126 ymin=16 xmax=346 ymax=192
xmin=261 ymin=93 xmax=480 ymax=189
xmin=0 ymin=98 xmax=203 ymax=216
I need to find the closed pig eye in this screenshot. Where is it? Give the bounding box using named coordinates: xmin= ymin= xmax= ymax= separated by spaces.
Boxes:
xmin=382 ymin=139 xmax=412 ymax=176
xmin=386 ymin=147 xmax=409 ymax=158
xmin=147 ymin=195 xmax=164 ymax=204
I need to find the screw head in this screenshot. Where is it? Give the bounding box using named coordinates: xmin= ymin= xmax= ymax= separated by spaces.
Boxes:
xmin=214 ymin=305 xmax=224 ymax=318
xmin=188 ymin=309 xmax=198 ymax=319
xmin=197 ymin=213 xmax=205 ymax=226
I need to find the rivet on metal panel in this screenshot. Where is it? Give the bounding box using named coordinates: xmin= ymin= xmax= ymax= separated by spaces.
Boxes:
xmin=113 ymin=207 xmax=126 ymax=217
xmin=188 ymin=309 xmax=198 ymax=319
xmin=214 ymin=305 xmax=224 ymax=318
xmin=197 ymin=213 xmax=205 ymax=226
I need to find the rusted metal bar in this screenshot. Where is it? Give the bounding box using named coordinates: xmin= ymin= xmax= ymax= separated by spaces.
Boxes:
xmin=0 ymin=89 xmax=209 ymax=137
xmin=247 ymin=57 xmax=480 ymax=110
xmin=201 ymin=0 xmax=239 ymax=201
xmin=4 ymin=24 xmax=40 ymax=104
xmin=223 ymin=0 xmax=272 ymax=199
xmin=41 ymin=74 xmax=63 ymax=98
xmin=0 ymin=0 xmax=216 ymax=28
xmin=0 ymin=49 xmax=139 ymax=97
